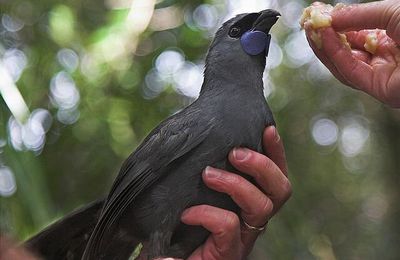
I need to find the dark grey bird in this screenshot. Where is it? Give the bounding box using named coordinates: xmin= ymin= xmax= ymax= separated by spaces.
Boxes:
xmin=25 ymin=200 xmax=105 ymax=259
xmin=26 ymin=9 xmax=280 ymax=260
xmin=82 ymin=9 xmax=280 ymax=260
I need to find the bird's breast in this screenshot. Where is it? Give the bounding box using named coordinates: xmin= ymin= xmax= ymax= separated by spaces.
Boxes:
xmin=214 ymin=93 xmax=268 ymax=146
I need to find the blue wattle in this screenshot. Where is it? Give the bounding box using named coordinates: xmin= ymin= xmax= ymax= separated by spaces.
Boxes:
xmin=240 ymin=31 xmax=272 ymax=56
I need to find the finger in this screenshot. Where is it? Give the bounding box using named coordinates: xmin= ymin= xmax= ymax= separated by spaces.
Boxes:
xmin=202 ymin=167 xmax=273 ymax=227
xmin=343 ymin=31 xmax=373 ymax=63
xmin=331 ymin=1 xmax=400 ymax=43
xmin=350 ymin=49 xmax=371 ymax=64
xmin=154 ymin=257 xmax=183 ymax=260
xmin=344 ymin=30 xmax=372 ymax=51
xmin=345 ymin=30 xmax=392 ymax=54
xmin=228 ymin=148 xmax=292 ymax=213
xmin=319 ymin=27 xmax=374 ymax=92
xmin=304 ymin=26 xmax=352 ymax=86
xmin=181 ymin=205 xmax=241 ymax=260
xmin=262 ymin=126 xmax=288 ymax=176
xmin=202 ymin=167 xmax=272 ymax=250
xmin=0 ymin=236 xmax=38 ymax=260
xmin=305 ymin=26 xmax=372 ymax=85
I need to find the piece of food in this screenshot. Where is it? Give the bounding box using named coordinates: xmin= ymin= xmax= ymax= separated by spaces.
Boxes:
xmin=300 ymin=3 xmax=334 ymax=49
xmin=301 ymin=3 xmax=353 ymax=50
xmin=339 ymin=33 xmax=351 ymax=50
xmin=333 ymin=3 xmax=346 ymax=11
xmin=310 ymin=30 xmax=322 ymax=49
xmin=364 ymin=32 xmax=378 ymax=54
xmin=300 ymin=4 xmax=333 ymax=29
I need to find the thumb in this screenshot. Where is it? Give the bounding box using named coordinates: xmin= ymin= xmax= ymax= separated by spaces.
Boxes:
xmin=331 ymin=0 xmax=400 ymax=43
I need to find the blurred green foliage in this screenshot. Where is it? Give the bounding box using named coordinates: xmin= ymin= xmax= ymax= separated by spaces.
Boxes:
xmin=1 ymin=0 xmax=399 ymax=259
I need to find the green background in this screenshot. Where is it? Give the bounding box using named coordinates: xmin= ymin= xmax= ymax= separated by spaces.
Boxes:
xmin=1 ymin=0 xmax=399 ymax=259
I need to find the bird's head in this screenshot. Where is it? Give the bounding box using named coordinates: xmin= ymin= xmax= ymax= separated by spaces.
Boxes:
xmin=204 ymin=9 xmax=280 ymax=84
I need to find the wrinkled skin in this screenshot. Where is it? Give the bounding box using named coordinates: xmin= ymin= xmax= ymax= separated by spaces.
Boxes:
xmin=305 ymin=0 xmax=400 ymax=108
xmin=140 ymin=126 xmax=291 ymax=260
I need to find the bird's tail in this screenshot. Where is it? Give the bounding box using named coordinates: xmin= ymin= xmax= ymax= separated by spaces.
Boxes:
xmin=82 ymin=214 xmax=142 ymax=260
xmin=25 ymin=199 xmax=104 ymax=260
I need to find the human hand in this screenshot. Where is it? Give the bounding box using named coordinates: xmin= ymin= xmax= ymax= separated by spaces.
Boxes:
xmin=304 ymin=0 xmax=400 ymax=108
xmin=0 ymin=236 xmax=38 ymax=260
xmin=163 ymin=126 xmax=291 ymax=260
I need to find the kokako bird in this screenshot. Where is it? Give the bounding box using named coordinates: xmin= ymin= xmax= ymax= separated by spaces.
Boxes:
xmin=26 ymin=9 xmax=281 ymax=260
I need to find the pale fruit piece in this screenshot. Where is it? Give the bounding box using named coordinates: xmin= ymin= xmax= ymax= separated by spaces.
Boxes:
xmin=333 ymin=3 xmax=346 ymax=11
xmin=300 ymin=4 xmax=333 ymax=29
xmin=364 ymin=32 xmax=378 ymax=54
xmin=310 ymin=31 xmax=322 ymax=49
xmin=339 ymin=33 xmax=351 ymax=50
xmin=301 ymin=3 xmax=353 ymax=50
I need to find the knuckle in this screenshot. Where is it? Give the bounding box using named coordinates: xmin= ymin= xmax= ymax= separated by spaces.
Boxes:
xmin=386 ymin=4 xmax=400 ymax=38
xmin=260 ymin=197 xmax=274 ymax=218
xmin=280 ymin=178 xmax=293 ymax=201
xmin=239 ymin=150 xmax=255 ymax=166
xmin=262 ymin=157 xmax=274 ymax=173
xmin=222 ymin=211 xmax=240 ymax=231
xmin=239 ymin=152 xmax=267 ymax=178
xmin=223 ymin=175 xmax=243 ymax=197
xmin=226 ymin=173 xmax=241 ymax=185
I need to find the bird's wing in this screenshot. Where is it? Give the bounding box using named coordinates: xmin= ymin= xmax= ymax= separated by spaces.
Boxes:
xmin=86 ymin=110 xmax=214 ymax=254
xmin=25 ymin=199 xmax=104 ymax=259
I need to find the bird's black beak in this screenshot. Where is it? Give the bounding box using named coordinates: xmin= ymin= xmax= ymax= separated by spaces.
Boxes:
xmin=252 ymin=9 xmax=280 ymax=33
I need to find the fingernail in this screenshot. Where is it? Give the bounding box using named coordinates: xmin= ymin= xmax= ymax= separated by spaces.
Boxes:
xmin=272 ymin=126 xmax=280 ymax=142
xmin=270 ymin=125 xmax=277 ymax=135
xmin=233 ymin=148 xmax=249 ymax=161
xmin=181 ymin=208 xmax=191 ymax=219
xmin=204 ymin=166 xmax=221 ymax=178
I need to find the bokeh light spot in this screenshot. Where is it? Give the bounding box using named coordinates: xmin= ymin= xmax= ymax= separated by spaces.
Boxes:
xmin=307 ymin=59 xmax=333 ymax=83
xmin=31 ymin=109 xmax=53 ymax=133
xmin=57 ymin=48 xmax=79 ymax=72
xmin=155 ymin=50 xmax=185 ymax=77
xmin=339 ymin=119 xmax=370 ymax=157
xmin=284 ymin=31 xmax=315 ymax=68
xmin=144 ymin=68 xmax=167 ymax=99
xmin=8 ymin=117 xmax=23 ymax=151
xmin=362 ymin=195 xmax=388 ymax=223
xmin=281 ymin=1 xmax=306 ymax=29
xmin=2 ymin=48 xmax=28 ymax=82
xmin=173 ymin=62 xmax=203 ymax=98
xmin=57 ymin=108 xmax=80 ymax=125
xmin=2 ymin=14 xmax=24 ymax=32
xmin=0 ymin=166 xmax=17 ymax=197
xmin=266 ymin=38 xmax=283 ymax=70
xmin=50 ymin=71 xmax=80 ymax=110
xmin=311 ymin=118 xmax=338 ymax=146
xmin=192 ymin=4 xmax=218 ymax=31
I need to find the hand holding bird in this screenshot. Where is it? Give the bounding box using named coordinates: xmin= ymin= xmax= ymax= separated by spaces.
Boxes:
xmin=143 ymin=126 xmax=291 ymax=260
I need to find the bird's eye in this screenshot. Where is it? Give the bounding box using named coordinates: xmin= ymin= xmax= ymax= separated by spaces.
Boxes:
xmin=229 ymin=27 xmax=241 ymax=38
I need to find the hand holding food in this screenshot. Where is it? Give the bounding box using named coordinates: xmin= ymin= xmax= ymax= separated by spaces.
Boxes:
xmin=302 ymin=1 xmax=400 ymax=108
